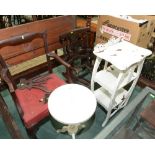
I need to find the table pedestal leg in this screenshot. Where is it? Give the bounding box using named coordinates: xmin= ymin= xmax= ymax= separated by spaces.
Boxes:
xmin=57 ymin=124 xmax=85 ymax=139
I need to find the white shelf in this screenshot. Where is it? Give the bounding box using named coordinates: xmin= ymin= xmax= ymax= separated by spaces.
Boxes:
xmin=94 ymin=66 xmax=137 ymax=94
xmin=94 ymin=87 xmax=128 ymax=111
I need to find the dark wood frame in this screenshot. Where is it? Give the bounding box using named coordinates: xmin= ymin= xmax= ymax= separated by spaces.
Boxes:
xmin=0 ymin=15 xmax=76 ymax=90
xmin=138 ymin=76 xmax=155 ymax=89
xmin=0 ymin=94 xmax=23 ymax=138
xmin=0 ymin=31 xmax=73 ymax=138
xmin=59 ymin=27 xmax=95 ymax=86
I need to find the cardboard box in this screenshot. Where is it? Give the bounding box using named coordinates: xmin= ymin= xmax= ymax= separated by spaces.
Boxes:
xmin=131 ymin=15 xmax=155 ymax=47
xmin=96 ymin=15 xmax=155 ymax=48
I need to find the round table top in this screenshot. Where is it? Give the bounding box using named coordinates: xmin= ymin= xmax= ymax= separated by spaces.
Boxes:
xmin=48 ymin=84 xmax=97 ymax=125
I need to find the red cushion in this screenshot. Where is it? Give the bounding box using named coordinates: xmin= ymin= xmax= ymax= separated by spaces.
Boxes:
xmin=15 ymin=73 xmax=66 ymax=129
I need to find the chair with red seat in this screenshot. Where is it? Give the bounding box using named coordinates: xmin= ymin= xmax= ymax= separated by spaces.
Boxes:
xmin=0 ymin=31 xmax=72 ymax=138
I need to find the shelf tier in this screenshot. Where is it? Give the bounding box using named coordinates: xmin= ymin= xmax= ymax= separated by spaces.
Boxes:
xmin=94 ymin=66 xmax=137 ymax=94
xmin=94 ymin=87 xmax=128 ymax=111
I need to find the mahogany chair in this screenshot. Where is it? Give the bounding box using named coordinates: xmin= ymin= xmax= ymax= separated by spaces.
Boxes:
xmin=59 ymin=27 xmax=95 ymax=87
xmin=0 ymin=31 xmax=72 ymax=138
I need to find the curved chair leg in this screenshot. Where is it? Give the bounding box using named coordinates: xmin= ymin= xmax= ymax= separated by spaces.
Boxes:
xmin=71 ymin=133 xmax=76 ymax=139
xmin=102 ymin=117 xmax=110 ymax=127
xmin=102 ymin=110 xmax=112 ymax=127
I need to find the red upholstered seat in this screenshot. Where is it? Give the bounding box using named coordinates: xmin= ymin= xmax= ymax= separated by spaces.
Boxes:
xmin=15 ymin=73 xmax=66 ymax=129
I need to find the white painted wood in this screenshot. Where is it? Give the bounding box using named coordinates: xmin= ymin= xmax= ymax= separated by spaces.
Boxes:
xmin=91 ymin=57 xmax=102 ymax=92
xmin=94 ymin=65 xmax=137 ymax=93
xmin=94 ymin=87 xmax=128 ymax=110
xmin=94 ymin=40 xmax=152 ymax=71
xmin=119 ymin=60 xmax=145 ymax=108
xmin=91 ymin=38 xmax=152 ymax=127
xmin=48 ymin=84 xmax=97 ymax=125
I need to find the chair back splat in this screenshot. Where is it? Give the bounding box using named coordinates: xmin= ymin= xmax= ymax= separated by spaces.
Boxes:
xmin=59 ymin=27 xmax=95 ymax=87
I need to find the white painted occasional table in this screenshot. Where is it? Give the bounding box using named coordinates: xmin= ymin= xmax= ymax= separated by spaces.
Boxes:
xmin=91 ymin=37 xmax=152 ymax=127
xmin=48 ymin=84 xmax=97 ymax=139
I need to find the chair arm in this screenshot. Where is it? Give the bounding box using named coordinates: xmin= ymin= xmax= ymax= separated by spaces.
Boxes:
xmin=0 ymin=68 xmax=15 ymax=92
xmin=47 ymin=52 xmax=71 ymax=68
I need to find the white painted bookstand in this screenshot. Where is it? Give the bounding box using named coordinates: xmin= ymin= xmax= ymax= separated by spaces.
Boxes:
xmin=91 ymin=38 xmax=152 ymax=127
